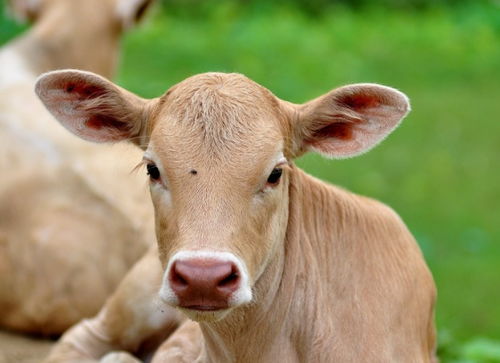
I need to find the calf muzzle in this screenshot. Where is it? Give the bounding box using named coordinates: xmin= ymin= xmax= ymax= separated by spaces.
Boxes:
xmin=169 ymin=258 xmax=241 ymax=311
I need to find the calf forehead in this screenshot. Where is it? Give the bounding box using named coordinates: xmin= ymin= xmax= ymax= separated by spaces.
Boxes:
xmin=150 ymin=73 xmax=285 ymax=161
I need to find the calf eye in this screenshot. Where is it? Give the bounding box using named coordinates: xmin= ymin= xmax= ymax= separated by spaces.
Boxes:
xmin=146 ymin=163 xmax=161 ymax=181
xmin=267 ymin=168 xmax=282 ymax=185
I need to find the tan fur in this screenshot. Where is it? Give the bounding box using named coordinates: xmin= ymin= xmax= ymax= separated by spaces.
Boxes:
xmin=39 ymin=71 xmax=436 ymax=361
xmin=0 ymin=0 xmax=157 ymax=334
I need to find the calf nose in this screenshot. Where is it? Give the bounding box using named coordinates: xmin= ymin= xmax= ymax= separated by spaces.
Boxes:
xmin=169 ymin=259 xmax=240 ymax=310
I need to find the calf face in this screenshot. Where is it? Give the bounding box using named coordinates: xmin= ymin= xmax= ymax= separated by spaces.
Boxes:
xmin=36 ymin=70 xmax=409 ymax=322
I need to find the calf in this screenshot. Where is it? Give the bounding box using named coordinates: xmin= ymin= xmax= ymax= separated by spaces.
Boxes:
xmin=0 ymin=0 xmax=157 ymax=335
xmin=38 ymin=70 xmax=437 ymax=362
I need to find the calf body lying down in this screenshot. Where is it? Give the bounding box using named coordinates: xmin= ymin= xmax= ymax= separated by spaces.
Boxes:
xmin=0 ymin=0 xmax=155 ymax=334
xmin=37 ymin=70 xmax=437 ymax=362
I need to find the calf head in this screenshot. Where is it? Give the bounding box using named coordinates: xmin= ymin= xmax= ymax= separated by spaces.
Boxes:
xmin=8 ymin=0 xmax=153 ymax=26
xmin=36 ymin=70 xmax=409 ymax=321
xmin=7 ymin=0 xmax=155 ymax=77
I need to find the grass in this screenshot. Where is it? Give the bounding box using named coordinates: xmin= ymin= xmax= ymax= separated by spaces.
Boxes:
xmin=2 ymin=0 xmax=499 ymax=360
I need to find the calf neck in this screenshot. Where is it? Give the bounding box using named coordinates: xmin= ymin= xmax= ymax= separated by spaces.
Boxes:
xmin=37 ymin=71 xmax=437 ymax=361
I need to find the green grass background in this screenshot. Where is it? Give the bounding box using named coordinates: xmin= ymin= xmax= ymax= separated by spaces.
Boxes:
xmin=1 ymin=0 xmax=499 ymax=361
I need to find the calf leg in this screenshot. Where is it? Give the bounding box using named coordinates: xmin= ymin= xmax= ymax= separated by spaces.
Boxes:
xmin=151 ymin=320 xmax=203 ymax=363
xmin=44 ymin=246 xmax=184 ymax=362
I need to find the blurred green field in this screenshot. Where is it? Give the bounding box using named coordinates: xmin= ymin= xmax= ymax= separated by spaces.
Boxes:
xmin=1 ymin=0 xmax=499 ymax=361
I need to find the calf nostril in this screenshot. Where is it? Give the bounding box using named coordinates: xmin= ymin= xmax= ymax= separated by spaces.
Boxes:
xmin=170 ymin=262 xmax=189 ymax=288
xmin=172 ymin=272 xmax=188 ymax=286
xmin=218 ymin=271 xmax=239 ymax=288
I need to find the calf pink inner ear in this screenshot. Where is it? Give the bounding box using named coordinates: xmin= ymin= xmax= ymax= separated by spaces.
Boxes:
xmin=62 ymin=80 xmax=130 ymax=140
xmin=298 ymin=84 xmax=410 ymax=159
xmin=35 ymin=70 xmax=147 ymax=144
xmin=84 ymin=114 xmax=130 ymax=139
xmin=310 ymin=121 xmax=354 ymax=141
xmin=117 ymin=0 xmax=155 ymax=30
xmin=7 ymin=0 xmax=41 ymax=23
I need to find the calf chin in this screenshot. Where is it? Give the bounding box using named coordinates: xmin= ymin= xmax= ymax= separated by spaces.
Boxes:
xmin=177 ymin=307 xmax=233 ymax=323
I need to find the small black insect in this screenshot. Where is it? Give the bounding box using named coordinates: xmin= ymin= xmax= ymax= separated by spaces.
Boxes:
xmin=190 ymin=169 xmax=198 ymax=175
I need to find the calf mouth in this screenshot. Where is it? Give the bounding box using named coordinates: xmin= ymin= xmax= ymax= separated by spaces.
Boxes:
xmin=178 ymin=306 xmax=233 ymax=322
xmin=184 ymin=304 xmax=228 ymax=312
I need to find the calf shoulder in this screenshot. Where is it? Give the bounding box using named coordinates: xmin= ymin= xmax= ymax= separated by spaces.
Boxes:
xmin=288 ymin=171 xmax=437 ymax=361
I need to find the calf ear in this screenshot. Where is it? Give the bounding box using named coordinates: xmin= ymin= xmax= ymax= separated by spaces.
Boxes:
xmin=293 ymin=83 xmax=410 ymax=159
xmin=7 ymin=0 xmax=42 ymax=22
xmin=116 ymin=0 xmax=155 ymax=30
xmin=35 ymin=70 xmax=151 ymax=148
